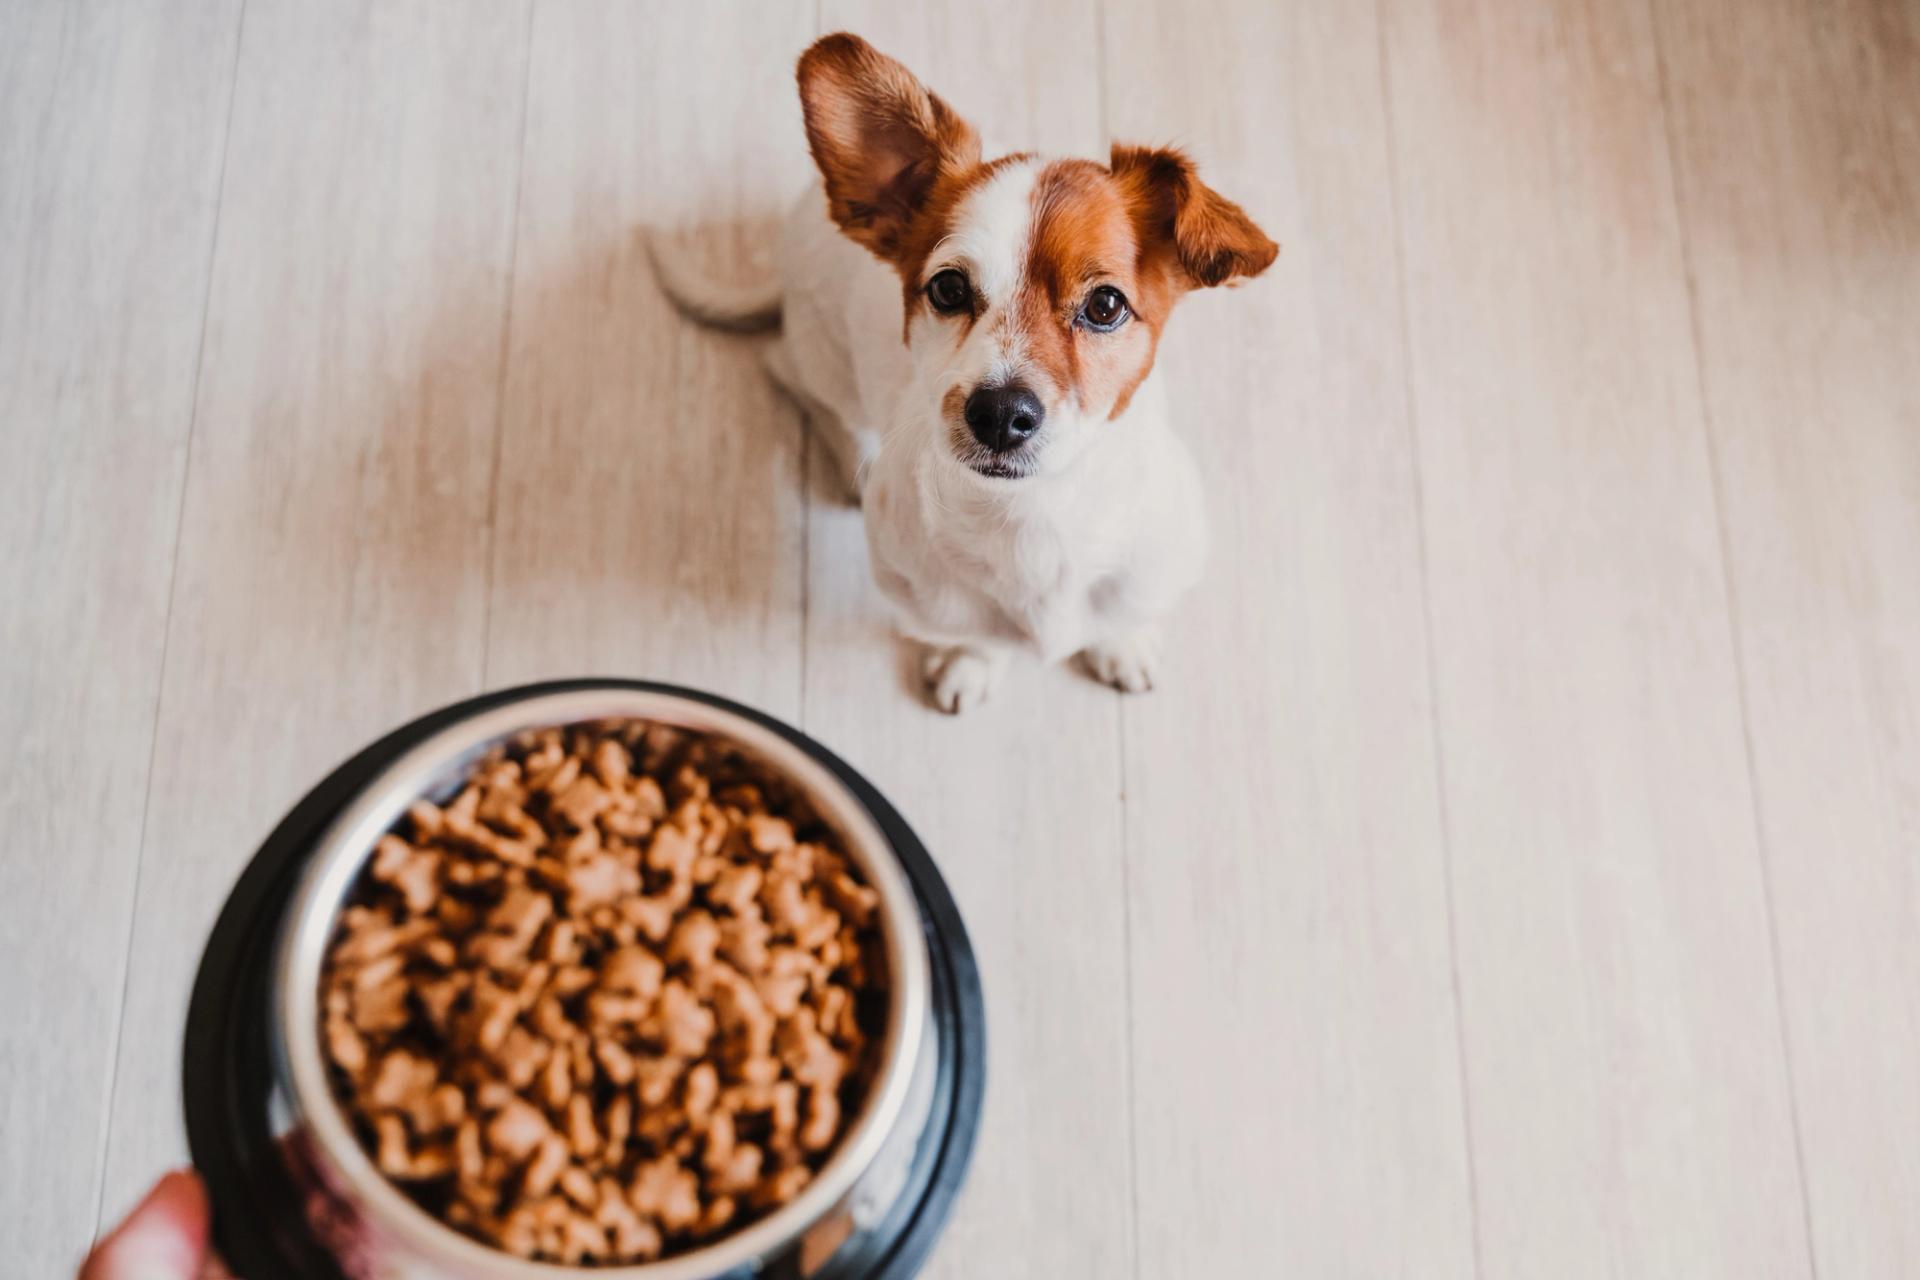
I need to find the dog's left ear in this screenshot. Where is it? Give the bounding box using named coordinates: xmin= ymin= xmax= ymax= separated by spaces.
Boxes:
xmin=797 ymin=33 xmax=982 ymax=264
xmin=1110 ymin=144 xmax=1278 ymax=289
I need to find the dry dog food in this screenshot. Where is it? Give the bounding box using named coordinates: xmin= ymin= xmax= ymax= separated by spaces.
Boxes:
xmin=319 ymin=721 xmax=886 ymax=1265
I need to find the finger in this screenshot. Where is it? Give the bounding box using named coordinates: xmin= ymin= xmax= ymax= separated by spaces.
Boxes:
xmin=80 ymin=1169 xmax=212 ymax=1280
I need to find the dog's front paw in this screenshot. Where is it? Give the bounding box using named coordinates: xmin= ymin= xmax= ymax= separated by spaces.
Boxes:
xmin=922 ymin=645 xmax=1003 ymax=714
xmin=1080 ymin=631 xmax=1162 ymax=694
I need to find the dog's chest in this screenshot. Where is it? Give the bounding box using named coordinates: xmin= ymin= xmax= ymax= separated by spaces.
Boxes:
xmin=871 ymin=476 xmax=1116 ymax=659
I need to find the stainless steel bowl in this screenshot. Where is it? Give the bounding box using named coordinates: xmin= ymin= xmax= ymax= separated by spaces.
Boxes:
xmin=269 ymin=688 xmax=936 ymax=1280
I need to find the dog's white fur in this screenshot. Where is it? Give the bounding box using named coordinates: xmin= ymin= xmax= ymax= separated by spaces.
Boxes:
xmin=654 ymin=159 xmax=1208 ymax=713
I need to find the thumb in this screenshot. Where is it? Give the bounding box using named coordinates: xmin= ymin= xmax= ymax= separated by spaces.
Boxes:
xmin=80 ymin=1170 xmax=213 ymax=1280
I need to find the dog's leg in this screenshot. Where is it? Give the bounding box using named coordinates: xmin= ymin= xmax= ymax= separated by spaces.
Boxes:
xmin=920 ymin=641 xmax=1009 ymax=714
xmin=762 ymin=340 xmax=876 ymax=503
xmin=1079 ymin=626 xmax=1163 ymax=694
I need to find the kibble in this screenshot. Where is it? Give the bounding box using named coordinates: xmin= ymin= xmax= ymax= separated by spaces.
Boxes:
xmin=320 ymin=721 xmax=885 ymax=1265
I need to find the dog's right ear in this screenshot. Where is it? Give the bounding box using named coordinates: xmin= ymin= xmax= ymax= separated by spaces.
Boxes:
xmin=797 ymin=33 xmax=981 ymax=264
xmin=1110 ymin=145 xmax=1278 ymax=291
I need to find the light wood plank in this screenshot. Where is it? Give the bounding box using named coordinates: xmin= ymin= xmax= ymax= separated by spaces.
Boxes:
xmin=1381 ymin=0 xmax=1811 ymax=1274
xmin=801 ymin=5 xmax=1138 ymax=1277
xmin=95 ymin=0 xmax=530 ymax=1226
xmin=0 ymin=1 xmax=240 ymax=1270
xmin=1654 ymin=0 xmax=1920 ymax=1272
xmin=1101 ymin=2 xmax=1478 ymax=1274
xmin=483 ymin=1 xmax=815 ymax=717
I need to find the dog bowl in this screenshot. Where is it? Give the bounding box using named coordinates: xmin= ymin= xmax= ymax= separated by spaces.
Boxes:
xmin=183 ymin=679 xmax=984 ymax=1280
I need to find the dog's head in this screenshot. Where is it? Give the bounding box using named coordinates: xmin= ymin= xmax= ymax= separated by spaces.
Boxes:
xmin=797 ymin=33 xmax=1277 ymax=481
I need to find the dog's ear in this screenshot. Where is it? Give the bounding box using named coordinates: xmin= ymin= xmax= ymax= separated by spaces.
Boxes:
xmin=1110 ymin=144 xmax=1278 ymax=290
xmin=797 ymin=33 xmax=981 ymax=263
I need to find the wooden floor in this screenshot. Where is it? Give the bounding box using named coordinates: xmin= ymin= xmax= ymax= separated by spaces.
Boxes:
xmin=5 ymin=1 xmax=1917 ymax=1275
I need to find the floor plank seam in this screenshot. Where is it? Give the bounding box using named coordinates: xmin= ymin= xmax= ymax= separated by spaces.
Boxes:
xmin=1373 ymin=5 xmax=1485 ymax=1273
xmin=1092 ymin=0 xmax=1112 ymax=171
xmin=476 ymin=0 xmax=539 ymax=694
xmin=798 ymin=0 xmax=822 ymax=735
xmin=1091 ymin=8 xmax=1145 ymax=1274
xmin=1115 ymin=699 xmax=1144 ymax=1280
xmin=1646 ymin=5 xmax=1821 ymax=1272
xmin=798 ymin=427 xmax=812 ymax=729
xmin=86 ymin=0 xmax=252 ymax=1243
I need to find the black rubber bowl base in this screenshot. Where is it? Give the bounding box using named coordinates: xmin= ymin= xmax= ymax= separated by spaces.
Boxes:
xmin=182 ymin=680 xmax=985 ymax=1280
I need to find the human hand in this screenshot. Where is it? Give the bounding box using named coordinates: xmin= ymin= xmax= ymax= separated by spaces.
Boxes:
xmin=80 ymin=1170 xmax=234 ymax=1280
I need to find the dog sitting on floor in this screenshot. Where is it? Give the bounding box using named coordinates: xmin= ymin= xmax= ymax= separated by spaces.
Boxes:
xmin=651 ymin=33 xmax=1277 ymax=713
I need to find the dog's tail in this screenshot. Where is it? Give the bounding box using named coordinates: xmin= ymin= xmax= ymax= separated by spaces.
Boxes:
xmin=643 ymin=230 xmax=782 ymax=333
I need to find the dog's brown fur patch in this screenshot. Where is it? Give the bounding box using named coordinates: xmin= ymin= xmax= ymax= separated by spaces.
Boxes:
xmin=1015 ymin=160 xmax=1160 ymax=417
xmin=1108 ymin=144 xmax=1279 ymax=291
xmin=797 ymin=34 xmax=982 ymax=266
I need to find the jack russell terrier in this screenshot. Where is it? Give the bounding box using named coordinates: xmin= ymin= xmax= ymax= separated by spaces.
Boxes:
xmin=651 ymin=33 xmax=1277 ymax=713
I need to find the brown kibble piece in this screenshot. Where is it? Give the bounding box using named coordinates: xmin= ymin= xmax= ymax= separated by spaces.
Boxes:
xmin=534 ymin=999 xmax=578 ymax=1061
xmin=467 ymin=887 xmax=551 ymax=972
xmin=456 ymin=1117 xmax=484 ymax=1182
xmin=601 ymin=945 xmax=665 ymax=998
xmin=633 ymin=1055 xmax=685 ymax=1109
xmin=566 ymin=1092 xmax=599 ymax=1159
xmin=709 ymin=864 xmax=762 ymax=915
xmin=594 ymin=1037 xmax=636 ymax=1086
xmin=825 ymin=870 xmax=880 ymax=926
xmin=470 ymin=978 xmax=519 ymax=1054
xmin=800 ymin=1086 xmax=840 ymax=1153
xmin=718 ymin=909 xmax=771 ymax=972
xmin=486 ymin=1100 xmax=550 ymax=1163
xmin=408 ymin=799 xmax=445 ymax=839
xmin=371 ymin=835 xmax=441 ymax=914
xmin=706 ymin=967 xmax=778 ymax=1071
xmin=746 ymin=814 xmax=794 ymax=853
xmin=603 ymin=1093 xmax=632 ymax=1155
xmin=753 ymin=1163 xmax=812 ymax=1209
xmin=683 ymin=1061 xmax=719 ymax=1124
xmin=373 ymin=1114 xmax=454 ymax=1181
xmin=666 ymin=910 xmax=722 ymax=971
xmin=523 ymin=1133 xmax=570 ymax=1199
xmin=590 ymin=738 xmax=629 ymax=787
xmin=492 ymin=1024 xmax=549 ymax=1090
xmin=736 ymin=1054 xmax=783 ymax=1087
xmin=696 ymin=1195 xmax=738 ymax=1236
xmin=629 ymin=1156 xmax=701 ymax=1232
xmin=567 ymin=851 xmax=642 ymax=915
xmin=325 ymin=1011 xmax=368 ymax=1076
xmin=551 ymin=774 xmax=610 ymax=830
xmin=559 ymin=1212 xmax=609 ymax=1264
xmin=618 ymin=893 xmax=676 ymax=942
xmin=778 ymin=1010 xmax=849 ymax=1091
xmin=420 ymin=1083 xmax=467 ymax=1134
xmin=649 ymin=981 xmax=716 ymax=1058
xmin=372 ymin=1114 xmax=410 ymax=1174
xmin=763 ymin=872 xmax=809 ymax=931
xmin=708 ymin=1142 xmax=764 ymax=1195
xmin=560 ymin=1164 xmax=600 ymax=1211
xmin=703 ymin=1107 xmax=737 ymax=1171
xmin=596 ymin=1180 xmax=662 ymax=1260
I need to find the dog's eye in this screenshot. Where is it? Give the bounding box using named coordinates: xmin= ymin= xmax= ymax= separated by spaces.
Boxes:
xmin=1080 ymin=285 xmax=1130 ymax=332
xmin=926 ymin=269 xmax=972 ymax=315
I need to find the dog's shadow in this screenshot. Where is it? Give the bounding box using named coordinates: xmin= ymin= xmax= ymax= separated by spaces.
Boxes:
xmin=343 ymin=214 xmax=857 ymax=698
xmin=313 ymin=204 xmax=938 ymax=718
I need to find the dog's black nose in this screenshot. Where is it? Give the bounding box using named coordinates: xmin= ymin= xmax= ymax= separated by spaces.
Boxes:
xmin=963 ymin=383 xmax=1045 ymax=452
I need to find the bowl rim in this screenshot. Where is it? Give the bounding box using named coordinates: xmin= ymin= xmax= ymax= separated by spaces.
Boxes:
xmin=272 ymin=687 xmax=931 ymax=1278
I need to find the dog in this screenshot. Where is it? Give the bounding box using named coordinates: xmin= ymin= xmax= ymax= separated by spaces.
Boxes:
xmin=650 ymin=33 xmax=1277 ymax=713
